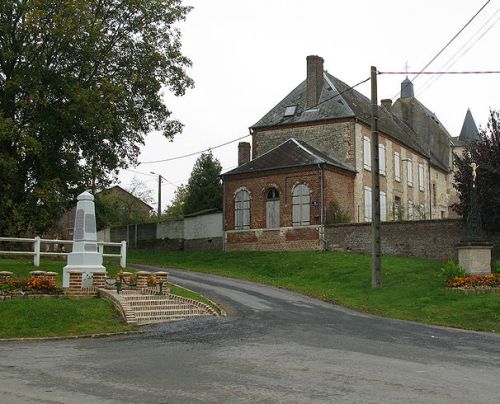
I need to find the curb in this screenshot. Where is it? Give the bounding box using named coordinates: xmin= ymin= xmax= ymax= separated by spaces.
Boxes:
xmin=0 ymin=330 xmax=143 ymax=343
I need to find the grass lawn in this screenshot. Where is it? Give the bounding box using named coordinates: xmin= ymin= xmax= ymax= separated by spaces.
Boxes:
xmin=0 ymin=258 xmax=135 ymax=338
xmin=129 ymin=250 xmax=499 ymax=333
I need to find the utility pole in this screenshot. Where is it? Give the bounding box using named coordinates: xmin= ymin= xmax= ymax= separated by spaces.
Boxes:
xmin=151 ymin=172 xmax=163 ymax=217
xmin=370 ymin=66 xmax=382 ymax=288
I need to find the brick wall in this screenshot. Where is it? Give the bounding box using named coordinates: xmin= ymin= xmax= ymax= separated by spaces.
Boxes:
xmin=325 ymin=219 xmax=500 ymax=261
xmin=225 ymin=226 xmax=321 ymax=252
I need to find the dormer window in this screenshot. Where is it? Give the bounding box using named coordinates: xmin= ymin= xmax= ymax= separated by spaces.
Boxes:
xmin=284 ymin=105 xmax=297 ymax=117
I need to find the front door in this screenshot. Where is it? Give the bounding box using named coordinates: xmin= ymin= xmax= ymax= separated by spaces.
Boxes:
xmin=266 ymin=188 xmax=280 ymax=228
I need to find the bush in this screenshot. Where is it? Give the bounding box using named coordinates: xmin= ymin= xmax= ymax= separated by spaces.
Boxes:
xmin=440 ymin=260 xmax=467 ymax=282
xmin=492 ymin=261 xmax=500 ymax=274
xmin=326 ymin=200 xmax=351 ymax=224
xmin=0 ymin=277 xmax=59 ymax=294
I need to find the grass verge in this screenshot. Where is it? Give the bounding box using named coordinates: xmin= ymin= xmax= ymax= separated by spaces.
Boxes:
xmin=0 ymin=258 xmax=135 ymax=338
xmin=168 ymin=282 xmax=223 ymax=315
xmin=129 ymin=250 xmax=499 ymax=333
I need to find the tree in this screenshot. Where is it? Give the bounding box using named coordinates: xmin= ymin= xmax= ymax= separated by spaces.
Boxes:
xmin=95 ymin=179 xmax=154 ymax=229
xmin=163 ymin=184 xmax=188 ymax=220
xmin=453 ymin=109 xmax=500 ymax=229
xmin=0 ymin=1 xmax=193 ymax=236
xmin=183 ymin=152 xmax=223 ymax=215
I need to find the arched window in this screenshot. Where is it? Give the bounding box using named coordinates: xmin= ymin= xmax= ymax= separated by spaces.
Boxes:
xmin=292 ymin=184 xmax=310 ymax=226
xmin=266 ymin=188 xmax=280 ymax=228
xmin=234 ymin=189 xmax=250 ymax=230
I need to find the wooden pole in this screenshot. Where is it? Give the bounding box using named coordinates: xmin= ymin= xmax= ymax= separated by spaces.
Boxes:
xmin=370 ymin=66 xmax=382 ymax=288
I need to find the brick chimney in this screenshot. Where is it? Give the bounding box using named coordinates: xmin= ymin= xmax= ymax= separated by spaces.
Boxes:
xmin=238 ymin=142 xmax=251 ymax=166
xmin=306 ymin=55 xmax=324 ymax=109
xmin=381 ymin=99 xmax=392 ymax=112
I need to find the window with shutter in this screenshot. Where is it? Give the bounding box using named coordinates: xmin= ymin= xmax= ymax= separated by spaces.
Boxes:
xmin=379 ymin=144 xmax=386 ymax=176
xmin=380 ymin=191 xmax=387 ymax=222
xmin=418 ymin=163 xmax=425 ymax=191
xmin=394 ymin=152 xmax=401 ymax=182
xmin=292 ymin=184 xmax=310 ymax=226
xmin=407 ymin=159 xmax=413 ymax=186
xmin=364 ymin=186 xmax=372 ymax=222
xmin=363 ymin=136 xmax=371 ymax=171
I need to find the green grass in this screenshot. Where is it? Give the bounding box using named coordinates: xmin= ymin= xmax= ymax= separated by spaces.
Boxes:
xmin=0 ymin=298 xmax=132 ymax=338
xmin=128 ymin=250 xmax=500 ymax=333
xmin=0 ymin=258 xmax=135 ymax=338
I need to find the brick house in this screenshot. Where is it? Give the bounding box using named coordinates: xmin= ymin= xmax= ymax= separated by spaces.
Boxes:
xmin=222 ymin=55 xmax=469 ymax=251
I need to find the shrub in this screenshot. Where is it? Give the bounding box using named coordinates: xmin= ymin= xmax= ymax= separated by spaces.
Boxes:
xmin=440 ymin=260 xmax=467 ymax=282
xmin=326 ymin=200 xmax=351 ymax=224
xmin=492 ymin=261 xmax=500 ymax=274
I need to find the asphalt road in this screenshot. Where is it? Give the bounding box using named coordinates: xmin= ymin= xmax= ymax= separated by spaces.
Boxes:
xmin=0 ymin=265 xmax=499 ymax=403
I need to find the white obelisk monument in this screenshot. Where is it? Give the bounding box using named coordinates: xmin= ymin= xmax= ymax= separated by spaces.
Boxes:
xmin=63 ymin=191 xmax=106 ymax=287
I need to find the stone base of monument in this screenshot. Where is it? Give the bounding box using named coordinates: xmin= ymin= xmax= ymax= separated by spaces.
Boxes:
xmin=457 ymin=242 xmax=493 ymax=275
xmin=63 ymin=252 xmax=106 ymax=288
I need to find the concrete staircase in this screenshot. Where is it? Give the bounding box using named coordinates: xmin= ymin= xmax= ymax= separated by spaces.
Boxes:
xmin=99 ymin=289 xmax=217 ymax=325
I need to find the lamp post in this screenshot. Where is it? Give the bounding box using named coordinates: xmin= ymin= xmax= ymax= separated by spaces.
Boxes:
xmin=150 ymin=172 xmax=163 ymax=217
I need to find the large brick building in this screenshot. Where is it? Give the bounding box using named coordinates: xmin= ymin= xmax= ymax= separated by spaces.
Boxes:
xmin=222 ymin=55 xmax=478 ymax=251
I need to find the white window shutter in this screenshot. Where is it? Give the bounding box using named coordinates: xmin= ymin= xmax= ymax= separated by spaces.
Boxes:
xmin=364 ymin=137 xmax=371 ymax=170
xmin=419 ymin=163 xmax=424 ymax=191
xmin=364 ymin=187 xmax=372 ymax=222
xmin=380 ymin=191 xmax=387 ymax=221
xmin=379 ymin=144 xmax=386 ymax=175
xmin=394 ymin=152 xmax=400 ymax=181
xmin=407 ymin=160 xmax=413 ymax=186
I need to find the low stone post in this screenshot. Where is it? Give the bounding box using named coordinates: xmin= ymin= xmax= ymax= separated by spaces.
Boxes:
xmin=68 ymin=271 xmax=83 ymax=289
xmin=119 ymin=272 xmax=132 ymax=288
xmin=155 ymin=271 xmax=169 ymax=287
xmin=136 ymin=271 xmax=151 ymax=289
xmin=30 ymin=270 xmax=47 ymax=278
xmin=45 ymin=272 xmax=58 ymax=285
xmin=0 ymin=271 xmax=12 ymax=284
xmin=92 ymin=271 xmax=107 ymax=288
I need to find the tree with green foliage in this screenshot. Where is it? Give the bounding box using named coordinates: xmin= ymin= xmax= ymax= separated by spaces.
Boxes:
xmin=162 ymin=184 xmax=189 ymax=220
xmin=183 ymin=152 xmax=223 ymax=215
xmin=453 ymin=109 xmax=500 ymax=230
xmin=0 ymin=0 xmax=193 ymax=236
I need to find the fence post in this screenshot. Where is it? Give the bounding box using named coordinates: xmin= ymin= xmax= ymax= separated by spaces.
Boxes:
xmin=120 ymin=240 xmax=127 ymax=268
xmin=33 ymin=236 xmax=41 ymax=267
xmin=98 ymin=243 xmax=104 ymax=255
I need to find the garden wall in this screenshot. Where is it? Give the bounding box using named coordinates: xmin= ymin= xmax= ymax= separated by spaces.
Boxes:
xmin=325 ymin=219 xmax=500 ymax=261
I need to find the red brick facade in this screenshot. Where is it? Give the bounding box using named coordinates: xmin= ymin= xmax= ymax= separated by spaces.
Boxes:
xmin=223 ymin=165 xmax=354 ymax=251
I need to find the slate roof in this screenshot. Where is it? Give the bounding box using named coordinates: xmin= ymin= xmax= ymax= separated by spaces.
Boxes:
xmin=251 ymin=72 xmax=429 ymax=159
xmin=222 ymin=138 xmax=356 ymax=177
xmin=458 ymin=109 xmax=479 ymax=142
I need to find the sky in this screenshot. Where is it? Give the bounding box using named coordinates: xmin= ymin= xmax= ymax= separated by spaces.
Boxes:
xmin=118 ymin=0 xmax=500 ymax=212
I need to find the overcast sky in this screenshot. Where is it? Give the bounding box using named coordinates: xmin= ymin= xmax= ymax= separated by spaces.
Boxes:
xmin=118 ymin=0 xmax=500 ymax=212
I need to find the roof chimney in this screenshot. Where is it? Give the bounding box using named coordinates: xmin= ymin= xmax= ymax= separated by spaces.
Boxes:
xmin=306 ymin=55 xmax=324 ymax=109
xmin=401 ymin=77 xmax=414 ymax=99
xmin=381 ymin=99 xmax=392 ymax=112
xmin=238 ymin=142 xmax=251 ymax=166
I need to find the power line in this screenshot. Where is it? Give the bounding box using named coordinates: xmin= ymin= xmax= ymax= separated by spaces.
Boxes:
xmin=393 ymin=0 xmax=493 ymax=99
xmin=379 ymin=70 xmax=500 ymax=74
xmin=307 ymin=76 xmax=371 ymax=109
xmin=138 ymin=134 xmax=251 ymax=165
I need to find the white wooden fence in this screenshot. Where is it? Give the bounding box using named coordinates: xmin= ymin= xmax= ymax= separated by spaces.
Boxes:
xmin=0 ymin=237 xmax=127 ymax=268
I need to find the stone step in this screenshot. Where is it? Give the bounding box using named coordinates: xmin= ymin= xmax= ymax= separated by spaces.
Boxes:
xmin=122 ymin=295 xmax=170 ymax=301
xmin=127 ymin=299 xmax=181 ymax=307
xmin=134 ymin=308 xmax=206 ymax=317
xmin=137 ymin=313 xmax=205 ymax=325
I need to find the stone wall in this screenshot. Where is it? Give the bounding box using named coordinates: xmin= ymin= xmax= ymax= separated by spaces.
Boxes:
xmin=325 ymin=219 xmax=500 ymax=261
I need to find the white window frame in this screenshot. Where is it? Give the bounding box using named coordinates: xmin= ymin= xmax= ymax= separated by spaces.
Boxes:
xmin=363 ymin=136 xmax=371 ymax=171
xmin=418 ymin=163 xmax=425 ymax=191
xmin=394 ymin=152 xmax=401 ymax=182
xmin=292 ymin=184 xmax=311 ymax=226
xmin=379 ymin=144 xmax=386 ymax=176
xmin=380 ymin=191 xmax=387 ymax=222
xmin=364 ymin=186 xmax=372 ymax=222
xmin=407 ymin=159 xmax=413 ymax=187
xmin=234 ymin=189 xmax=250 ymax=230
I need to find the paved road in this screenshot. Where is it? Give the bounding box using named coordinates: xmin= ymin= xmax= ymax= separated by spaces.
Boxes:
xmin=1 ymin=265 xmax=499 ymax=403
